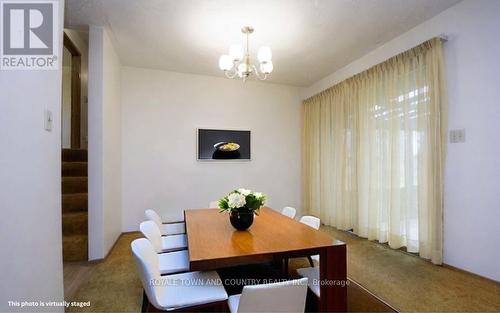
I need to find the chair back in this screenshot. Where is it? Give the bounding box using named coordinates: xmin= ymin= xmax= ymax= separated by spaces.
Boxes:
xmin=139 ymin=220 xmax=163 ymax=253
xmin=145 ymin=209 xmax=163 ymax=228
xmin=209 ymin=200 xmax=219 ymax=208
xmin=131 ymin=238 xmax=162 ymax=309
xmin=299 ymin=215 xmax=321 ymax=230
xmin=236 ymin=278 xmax=308 ymax=313
xmin=281 ymin=206 xmax=297 ymax=219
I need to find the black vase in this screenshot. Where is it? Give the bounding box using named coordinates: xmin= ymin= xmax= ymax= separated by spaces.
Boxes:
xmin=229 ymin=207 xmax=254 ymax=230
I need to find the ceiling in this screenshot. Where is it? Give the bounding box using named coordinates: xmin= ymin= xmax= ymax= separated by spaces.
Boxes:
xmin=66 ymin=0 xmax=461 ymax=87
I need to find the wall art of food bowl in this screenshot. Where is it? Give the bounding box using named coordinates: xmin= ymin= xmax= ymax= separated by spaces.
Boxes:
xmin=197 ymin=129 xmax=250 ymax=160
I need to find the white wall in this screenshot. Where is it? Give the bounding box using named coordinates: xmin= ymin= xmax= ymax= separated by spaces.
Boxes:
xmin=0 ymin=0 xmax=65 ymax=311
xmin=101 ymin=27 xmax=122 ymax=254
xmin=121 ymin=67 xmax=302 ymax=231
xmin=302 ymin=0 xmax=500 ymax=281
xmin=88 ymin=26 xmax=122 ymax=260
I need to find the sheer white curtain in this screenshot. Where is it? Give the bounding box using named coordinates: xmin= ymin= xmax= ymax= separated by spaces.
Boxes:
xmin=302 ymin=38 xmax=447 ymax=264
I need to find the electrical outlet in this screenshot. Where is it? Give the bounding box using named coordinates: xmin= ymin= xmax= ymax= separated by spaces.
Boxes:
xmin=450 ymin=129 xmax=465 ymax=143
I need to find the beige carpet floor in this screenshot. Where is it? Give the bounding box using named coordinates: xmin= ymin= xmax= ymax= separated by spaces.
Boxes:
xmin=318 ymin=227 xmax=500 ymax=312
xmin=66 ymin=233 xmax=143 ymax=312
xmin=65 ymin=228 xmax=500 ymax=312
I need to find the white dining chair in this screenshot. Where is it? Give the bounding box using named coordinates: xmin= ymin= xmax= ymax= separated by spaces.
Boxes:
xmin=140 ymin=221 xmax=187 ymax=253
xmin=209 ymin=200 xmax=219 ymax=208
xmin=134 ymin=238 xmax=188 ymax=275
xmin=281 ymin=206 xmax=297 ymax=219
xmin=227 ymin=278 xmax=309 ymax=313
xmin=296 ymin=267 xmax=320 ymax=297
xmin=299 ymin=215 xmax=321 ymax=230
xmin=309 ymin=255 xmax=320 ymax=267
xmin=131 ymin=238 xmax=228 ymax=311
xmin=145 ymin=209 xmax=186 ymax=236
xmin=299 ymin=215 xmax=321 ymax=267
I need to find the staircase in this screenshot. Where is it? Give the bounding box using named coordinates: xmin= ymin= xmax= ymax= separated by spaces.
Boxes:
xmin=62 ymin=149 xmax=88 ymax=261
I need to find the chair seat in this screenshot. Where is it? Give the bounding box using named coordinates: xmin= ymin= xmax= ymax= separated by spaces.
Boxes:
xmin=160 ymin=222 xmax=186 ymax=236
xmin=296 ymin=267 xmax=320 ymax=297
xmin=156 ymin=271 xmax=228 ymax=310
xmin=227 ymin=294 xmax=241 ymax=313
xmin=158 ymin=250 xmax=189 ymax=275
xmin=161 ymin=234 xmax=187 ymax=252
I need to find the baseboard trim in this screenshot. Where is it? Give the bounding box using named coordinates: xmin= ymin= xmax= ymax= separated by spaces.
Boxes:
xmin=122 ymin=230 xmax=141 ymax=235
xmin=442 ymin=263 xmax=499 ymax=284
xmin=88 ymin=231 xmax=135 ymax=264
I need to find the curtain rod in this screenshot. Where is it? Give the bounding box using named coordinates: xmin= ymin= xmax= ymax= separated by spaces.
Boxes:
xmin=305 ymin=35 xmax=449 ymax=102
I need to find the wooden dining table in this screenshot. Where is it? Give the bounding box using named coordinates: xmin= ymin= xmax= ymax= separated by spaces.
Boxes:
xmin=184 ymin=207 xmax=347 ymax=312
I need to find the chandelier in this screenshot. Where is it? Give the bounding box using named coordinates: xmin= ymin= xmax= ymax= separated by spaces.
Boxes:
xmin=218 ymin=26 xmax=273 ymax=81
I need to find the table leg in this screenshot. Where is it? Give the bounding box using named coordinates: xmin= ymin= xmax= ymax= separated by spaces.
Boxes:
xmin=319 ymin=244 xmax=347 ymax=312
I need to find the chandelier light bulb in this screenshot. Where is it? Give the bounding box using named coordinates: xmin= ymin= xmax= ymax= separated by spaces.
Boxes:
xmin=257 ymin=46 xmax=272 ymax=63
xmin=229 ymin=44 xmax=244 ymax=62
xmin=260 ymin=61 xmax=273 ymax=74
xmin=219 ymin=55 xmax=233 ymax=71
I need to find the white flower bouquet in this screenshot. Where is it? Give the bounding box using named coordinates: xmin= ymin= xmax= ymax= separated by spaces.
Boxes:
xmin=217 ymin=188 xmax=267 ymax=214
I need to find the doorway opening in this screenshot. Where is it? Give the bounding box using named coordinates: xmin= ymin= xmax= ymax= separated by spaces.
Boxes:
xmin=62 ymin=33 xmax=82 ymax=149
xmin=61 ymin=29 xmax=90 ymax=299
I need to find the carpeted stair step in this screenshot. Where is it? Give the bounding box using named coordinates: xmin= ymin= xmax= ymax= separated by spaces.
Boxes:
xmin=62 ymin=212 xmax=88 ymax=236
xmin=62 ymin=162 xmax=87 ymax=177
xmin=63 ymin=234 xmax=88 ymax=262
xmin=62 ymin=149 xmax=88 ymax=162
xmin=62 ymin=177 xmax=88 ymax=194
xmin=62 ymin=193 xmax=88 ymax=213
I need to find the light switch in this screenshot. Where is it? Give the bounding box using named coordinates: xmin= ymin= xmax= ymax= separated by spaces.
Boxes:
xmin=450 ymin=129 xmax=465 ymax=143
xmin=44 ymin=110 xmax=53 ymax=132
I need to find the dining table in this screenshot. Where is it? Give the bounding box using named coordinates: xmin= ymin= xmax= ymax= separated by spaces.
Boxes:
xmin=184 ymin=207 xmax=347 ymax=312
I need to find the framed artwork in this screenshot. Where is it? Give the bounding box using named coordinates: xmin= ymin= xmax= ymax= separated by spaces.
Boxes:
xmin=197 ymin=128 xmax=251 ymax=161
